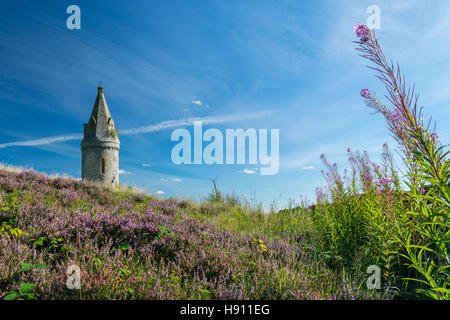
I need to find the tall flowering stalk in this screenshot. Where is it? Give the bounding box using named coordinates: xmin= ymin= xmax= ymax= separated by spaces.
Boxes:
xmin=354 ymin=23 xmax=450 ymax=299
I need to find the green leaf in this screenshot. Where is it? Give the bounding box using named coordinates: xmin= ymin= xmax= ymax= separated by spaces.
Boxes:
xmin=21 ymin=263 xmax=47 ymax=271
xmin=416 ymin=289 xmax=442 ymax=300
xmin=3 ymin=292 xmax=18 ymax=300
xmin=119 ymin=243 xmax=131 ymax=251
xmin=19 ymin=283 xmax=36 ymax=294
xmin=21 ymin=293 xmax=36 ymax=300
xmin=21 ymin=263 xmax=34 ymax=271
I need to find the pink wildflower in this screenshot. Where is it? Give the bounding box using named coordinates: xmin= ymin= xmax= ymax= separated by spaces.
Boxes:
xmin=360 ymin=88 xmax=370 ymax=98
xmin=353 ymin=23 xmax=370 ymax=39
xmin=431 ymin=133 xmax=439 ymax=144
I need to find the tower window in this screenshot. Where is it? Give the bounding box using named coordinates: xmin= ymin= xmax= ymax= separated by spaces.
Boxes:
xmin=101 ymin=159 xmax=105 ymax=174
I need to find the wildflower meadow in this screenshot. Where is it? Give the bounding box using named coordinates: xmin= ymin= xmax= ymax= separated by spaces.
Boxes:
xmin=0 ymin=24 xmax=448 ymax=300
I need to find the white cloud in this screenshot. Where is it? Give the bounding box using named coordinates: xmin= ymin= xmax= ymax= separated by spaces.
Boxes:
xmin=171 ymin=177 xmax=182 ymax=182
xmin=192 ymin=99 xmax=202 ymax=106
xmin=156 ymin=190 xmax=165 ymax=195
xmin=120 ymin=112 xmax=272 ymax=135
xmin=118 ymin=169 xmax=131 ymax=175
xmin=301 ymin=166 xmax=316 ymax=170
xmin=239 ymin=168 xmax=258 ymax=174
xmin=142 ymin=163 xmax=151 ymax=167
xmin=0 ymin=133 xmax=83 ymax=149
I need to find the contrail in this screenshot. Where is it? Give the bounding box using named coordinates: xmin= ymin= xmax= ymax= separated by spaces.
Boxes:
xmin=0 ymin=134 xmax=83 ymax=149
xmin=0 ymin=111 xmax=272 ymax=149
xmin=120 ymin=111 xmax=272 ymax=135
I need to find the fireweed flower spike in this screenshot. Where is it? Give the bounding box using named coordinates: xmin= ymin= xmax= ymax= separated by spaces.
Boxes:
xmin=360 ymin=88 xmax=370 ymax=98
xmin=353 ymin=23 xmax=420 ymax=177
xmin=353 ymin=23 xmax=370 ymax=41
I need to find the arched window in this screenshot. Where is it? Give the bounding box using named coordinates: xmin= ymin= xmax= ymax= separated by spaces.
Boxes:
xmin=101 ymin=159 xmax=105 ymax=174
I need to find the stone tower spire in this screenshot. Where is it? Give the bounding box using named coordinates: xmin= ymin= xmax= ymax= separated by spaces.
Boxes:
xmin=81 ymin=86 xmax=120 ymax=184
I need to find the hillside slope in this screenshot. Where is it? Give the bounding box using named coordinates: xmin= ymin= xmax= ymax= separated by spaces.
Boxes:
xmin=0 ymin=168 xmax=354 ymax=300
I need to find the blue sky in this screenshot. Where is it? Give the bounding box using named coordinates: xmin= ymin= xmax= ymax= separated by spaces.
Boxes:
xmin=0 ymin=0 xmax=449 ymax=209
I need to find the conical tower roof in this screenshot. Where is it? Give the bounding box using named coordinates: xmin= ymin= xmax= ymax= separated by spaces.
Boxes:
xmin=81 ymin=86 xmax=120 ymax=147
xmin=89 ymin=86 xmax=112 ymax=127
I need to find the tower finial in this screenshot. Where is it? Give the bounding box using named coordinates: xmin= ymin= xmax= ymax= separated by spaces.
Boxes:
xmin=98 ymin=82 xmax=103 ymax=93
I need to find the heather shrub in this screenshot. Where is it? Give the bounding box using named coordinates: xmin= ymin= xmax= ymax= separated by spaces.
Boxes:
xmin=0 ymin=168 xmax=347 ymax=300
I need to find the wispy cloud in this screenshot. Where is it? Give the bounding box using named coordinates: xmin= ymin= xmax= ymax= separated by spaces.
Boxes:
xmin=120 ymin=111 xmax=271 ymax=135
xmin=0 ymin=134 xmax=83 ymax=149
xmin=118 ymin=169 xmax=131 ymax=175
xmin=301 ymin=166 xmax=316 ymax=170
xmin=171 ymin=177 xmax=182 ymax=182
xmin=239 ymin=168 xmax=258 ymax=174
xmin=0 ymin=111 xmax=272 ymax=149
xmin=142 ymin=163 xmax=151 ymax=167
xmin=191 ymin=99 xmax=209 ymax=109
xmin=156 ymin=190 xmax=165 ymax=195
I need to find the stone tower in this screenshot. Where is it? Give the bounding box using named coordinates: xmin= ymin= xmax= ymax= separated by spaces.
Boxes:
xmin=81 ymin=86 xmax=120 ymax=184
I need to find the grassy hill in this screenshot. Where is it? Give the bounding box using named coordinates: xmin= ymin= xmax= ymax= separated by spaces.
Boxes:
xmin=2 ymin=23 xmax=448 ymax=301
xmin=1 ymin=166 xmax=376 ymax=300
xmin=1 ymin=149 xmax=447 ymax=300
xmin=1 ymin=133 xmax=448 ymax=301
xmin=1 ymin=129 xmax=448 ymax=301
